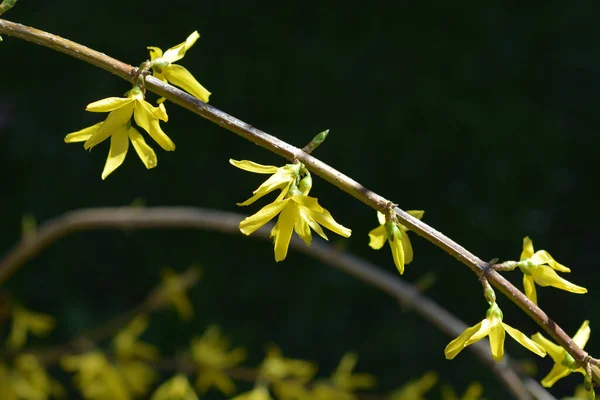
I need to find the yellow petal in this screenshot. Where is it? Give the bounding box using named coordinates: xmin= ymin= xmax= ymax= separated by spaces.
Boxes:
xmin=301 ymin=201 xmax=351 ymax=238
xmin=531 ymin=250 xmax=570 ymax=272
xmin=531 ymin=333 xmax=565 ymax=363
xmin=531 ymin=265 xmax=587 ymax=294
xmin=162 ymin=31 xmax=200 ymax=63
xmin=229 ymin=159 xmax=279 ymax=174
xmin=520 ymin=236 xmax=534 ymax=260
xmin=376 ymin=211 xmax=386 ymax=225
xmin=239 ymin=200 xmax=288 ymax=235
xmin=86 ymin=97 xmax=134 ymax=112
xmin=445 ymin=321 xmax=485 ymax=360
xmin=390 ymin=235 xmax=405 ymax=274
xmin=237 ymin=169 xmax=294 ymax=206
xmin=294 ymin=214 xmax=312 ymax=246
xmin=487 ymin=319 xmax=506 ymax=361
xmin=573 ymin=320 xmax=591 ymax=349
xmin=400 ymin=231 xmax=414 ymax=264
xmin=164 ymin=64 xmax=211 ymax=102
xmin=147 ymin=46 xmax=163 ymax=60
xmin=133 ymin=101 xmax=175 ymax=151
xmin=540 ymin=363 xmax=572 ymax=387
xmin=272 ymin=202 xmax=299 ymax=261
xmin=368 ymin=226 xmax=387 ymax=250
xmin=502 ymin=322 xmax=546 ymax=358
xmin=101 ymin=126 xmax=129 ymax=180
xmin=84 ymin=103 xmax=134 ymax=150
xmin=407 ymin=210 xmax=424 ymax=220
xmin=128 ymin=127 xmax=157 ymax=169
xmin=299 ymin=207 xmax=329 ymax=241
xmin=523 ymin=275 xmax=537 ymax=305
xmin=65 ymin=122 xmax=103 ymax=143
xmin=289 ymin=195 xmax=324 ymax=213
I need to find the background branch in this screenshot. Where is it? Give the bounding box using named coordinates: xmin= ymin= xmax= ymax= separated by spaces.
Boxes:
xmin=0 ymin=206 xmax=554 ymax=399
xmin=0 ymin=17 xmax=591 ymax=390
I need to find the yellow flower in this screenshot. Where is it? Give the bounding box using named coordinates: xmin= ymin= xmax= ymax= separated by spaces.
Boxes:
xmin=532 ymin=320 xmax=590 ymax=388
xmin=191 ymin=325 xmax=246 ymax=395
xmin=65 ymin=85 xmax=172 ymax=179
xmin=388 ymin=371 xmax=437 ymax=400
xmin=259 ymin=344 xmax=317 ymax=383
xmin=441 ymin=382 xmax=484 ymax=400
xmin=115 ymin=360 xmax=157 ymax=397
xmin=62 ymin=351 xmax=131 ymax=400
xmin=148 ymin=31 xmax=211 ymax=103
xmin=230 ymin=160 xmax=303 ymax=205
xmin=368 ymin=210 xmax=423 ymax=274
xmin=231 ymin=384 xmax=274 ymax=400
xmin=8 ymin=305 xmax=55 ymax=350
xmin=330 ymin=353 xmax=376 ymax=392
xmin=12 ymin=353 xmax=65 ymax=400
xmin=160 ymin=267 xmax=196 ymax=321
xmin=445 ymin=302 xmax=546 ymax=362
xmin=113 ymin=315 xmax=159 ymax=361
xmin=519 ymin=237 xmax=587 ymax=305
xmin=151 ymin=374 xmax=198 ymax=400
xmin=232 ymin=159 xmax=351 ymax=262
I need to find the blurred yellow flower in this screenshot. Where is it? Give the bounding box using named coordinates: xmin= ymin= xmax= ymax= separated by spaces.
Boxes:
xmin=330 ymin=353 xmax=376 ymax=392
xmin=388 ymin=371 xmax=437 ymax=400
xmin=116 ymin=360 xmax=157 ymax=397
xmin=518 ymin=237 xmax=587 ymax=304
xmin=231 ymin=384 xmax=273 ymax=400
xmin=532 ymin=320 xmax=590 ymax=387
xmin=368 ymin=210 xmax=423 ymax=274
xmin=232 ymin=159 xmax=351 ymax=261
xmin=191 ymin=325 xmax=246 ymax=395
xmin=160 ymin=268 xmax=196 ymax=321
xmin=62 ymin=351 xmax=131 ymax=400
xmin=441 ymin=382 xmax=484 ymax=400
xmin=8 ymin=305 xmax=55 ymax=350
xmin=445 ymin=302 xmax=546 ymax=362
xmin=151 ymin=374 xmax=198 ymax=400
xmin=65 ymin=85 xmax=172 ymax=179
xmin=113 ymin=315 xmax=159 ymax=361
xmin=259 ymin=344 xmax=316 ymax=383
xmin=148 ymin=31 xmax=211 ymax=102
xmin=10 ymin=353 xmax=65 ymax=400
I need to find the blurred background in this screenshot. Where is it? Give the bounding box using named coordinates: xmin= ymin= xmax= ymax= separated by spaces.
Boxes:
xmin=1 ymin=2 xmax=599 ymax=398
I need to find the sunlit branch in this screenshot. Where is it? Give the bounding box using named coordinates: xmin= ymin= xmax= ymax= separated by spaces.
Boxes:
xmin=0 ymin=17 xmax=593 ymax=387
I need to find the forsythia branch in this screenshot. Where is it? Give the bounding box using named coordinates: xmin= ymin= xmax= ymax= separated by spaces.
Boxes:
xmin=0 ymin=17 xmax=593 ymax=387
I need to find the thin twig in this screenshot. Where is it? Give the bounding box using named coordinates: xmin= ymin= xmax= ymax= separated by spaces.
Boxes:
xmin=0 ymin=18 xmax=589 ymax=387
xmin=0 ymin=207 xmax=553 ymax=399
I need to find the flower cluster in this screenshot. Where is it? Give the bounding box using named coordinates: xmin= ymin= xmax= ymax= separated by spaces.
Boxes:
xmin=66 ymin=32 xmax=209 ymax=179
xmin=231 ymin=159 xmax=351 ymax=261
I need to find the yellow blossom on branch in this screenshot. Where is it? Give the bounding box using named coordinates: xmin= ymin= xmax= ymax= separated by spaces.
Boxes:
xmin=191 ymin=325 xmax=246 ymax=395
xmin=388 ymin=371 xmax=437 ymax=400
xmin=518 ymin=237 xmax=587 ymax=305
xmin=441 ymin=382 xmax=484 ymax=400
xmin=113 ymin=315 xmax=159 ymax=361
xmin=231 ymin=159 xmax=351 ymax=262
xmin=115 ymin=360 xmax=157 ymax=398
xmin=445 ymin=302 xmax=546 ymax=362
xmin=160 ymin=267 xmax=196 ymax=321
xmin=259 ymin=344 xmax=317 ymax=383
xmin=231 ymin=384 xmax=274 ymax=400
xmin=65 ymin=85 xmax=173 ymax=179
xmin=148 ymin=31 xmax=211 ymax=103
xmin=151 ymin=374 xmax=198 ymax=400
xmin=368 ymin=210 xmax=423 ymax=274
xmin=532 ymin=320 xmax=591 ymax=388
xmin=8 ymin=305 xmax=55 ymax=350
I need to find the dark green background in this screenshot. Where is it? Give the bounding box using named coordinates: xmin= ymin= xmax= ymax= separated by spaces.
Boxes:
xmin=1 ymin=2 xmax=598 ymax=399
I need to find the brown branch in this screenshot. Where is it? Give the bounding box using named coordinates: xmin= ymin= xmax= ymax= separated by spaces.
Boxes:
xmin=0 ymin=17 xmax=586 ymax=389
xmin=0 ymin=207 xmax=553 ymax=399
